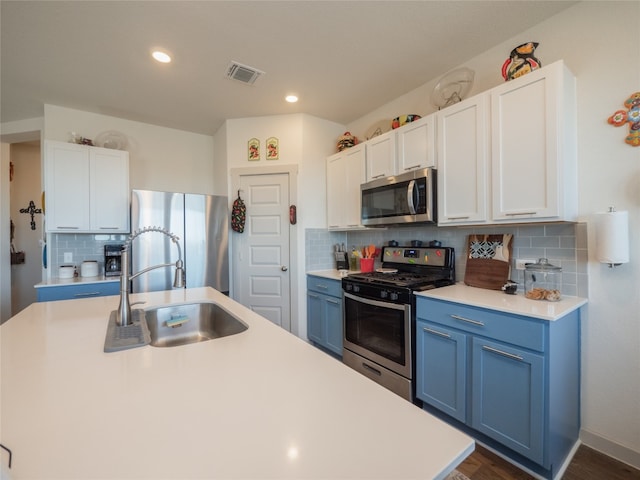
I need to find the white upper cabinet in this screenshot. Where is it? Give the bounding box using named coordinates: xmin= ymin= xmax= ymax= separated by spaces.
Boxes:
xmin=326 ymin=144 xmax=366 ymax=230
xmin=396 ymin=114 xmax=436 ymax=173
xmin=490 ymin=60 xmax=577 ymax=223
xmin=436 ymin=60 xmax=577 ymax=226
xmin=437 ymin=94 xmax=490 ymax=225
xmin=365 ymin=130 xmax=396 ymax=181
xmin=89 ymin=147 xmax=130 ymax=232
xmin=45 ymin=140 xmax=130 ymax=233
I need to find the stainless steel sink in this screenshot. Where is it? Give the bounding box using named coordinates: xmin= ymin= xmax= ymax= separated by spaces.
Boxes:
xmin=145 ymin=302 xmax=248 ymax=348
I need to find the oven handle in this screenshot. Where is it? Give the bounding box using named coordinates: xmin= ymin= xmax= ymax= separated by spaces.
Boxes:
xmin=343 ymin=291 xmax=408 ymax=311
xmin=361 ymin=362 xmax=383 ymax=377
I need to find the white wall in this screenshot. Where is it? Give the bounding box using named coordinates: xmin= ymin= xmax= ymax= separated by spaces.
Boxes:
xmin=0 ymin=119 xmax=44 ymax=323
xmin=43 ymin=105 xmax=217 ymax=194
xmin=347 ymin=1 xmax=640 ymax=467
xmin=0 ymin=143 xmax=11 ymax=323
xmin=9 ymin=142 xmax=42 ymax=314
xmin=222 ymin=113 xmax=344 ymax=338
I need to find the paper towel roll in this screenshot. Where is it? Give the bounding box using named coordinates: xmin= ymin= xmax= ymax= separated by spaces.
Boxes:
xmin=595 ymin=210 xmax=629 ymax=265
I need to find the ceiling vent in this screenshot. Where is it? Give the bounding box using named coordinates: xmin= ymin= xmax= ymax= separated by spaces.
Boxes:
xmin=225 ymin=61 xmax=264 ymax=85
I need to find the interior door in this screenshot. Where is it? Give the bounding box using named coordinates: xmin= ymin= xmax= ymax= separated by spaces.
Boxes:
xmin=234 ymin=173 xmax=291 ymax=330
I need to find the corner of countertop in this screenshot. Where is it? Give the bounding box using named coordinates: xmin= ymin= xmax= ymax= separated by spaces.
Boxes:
xmin=307 ymin=269 xmax=353 ymax=280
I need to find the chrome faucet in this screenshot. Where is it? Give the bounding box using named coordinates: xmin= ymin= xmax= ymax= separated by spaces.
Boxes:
xmin=116 ymin=226 xmax=185 ymax=326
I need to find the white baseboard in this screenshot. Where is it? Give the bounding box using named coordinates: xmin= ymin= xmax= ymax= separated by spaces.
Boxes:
xmin=580 ymin=428 xmax=640 ymax=471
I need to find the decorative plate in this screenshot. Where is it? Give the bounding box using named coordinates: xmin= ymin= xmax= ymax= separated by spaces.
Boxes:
xmin=95 ymin=131 xmax=127 ymax=150
xmin=365 ymin=120 xmax=391 ymax=140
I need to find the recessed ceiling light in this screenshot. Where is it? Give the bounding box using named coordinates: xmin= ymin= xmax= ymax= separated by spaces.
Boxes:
xmin=285 ymin=95 xmax=298 ymax=103
xmin=152 ymin=50 xmax=172 ymax=64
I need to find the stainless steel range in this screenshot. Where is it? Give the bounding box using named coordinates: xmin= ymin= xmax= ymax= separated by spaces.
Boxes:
xmin=342 ymin=246 xmax=455 ymax=403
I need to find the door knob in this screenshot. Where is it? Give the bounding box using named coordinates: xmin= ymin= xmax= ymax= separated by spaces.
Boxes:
xmin=281 ymin=266 xmax=288 ymax=272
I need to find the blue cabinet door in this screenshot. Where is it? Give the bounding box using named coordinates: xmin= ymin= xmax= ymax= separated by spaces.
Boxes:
xmin=324 ymin=295 xmax=343 ymax=355
xmin=416 ymin=320 xmax=467 ymax=423
xmin=307 ymin=276 xmax=343 ymax=357
xmin=307 ymin=292 xmax=325 ymax=345
xmin=471 ymin=337 xmax=545 ymax=464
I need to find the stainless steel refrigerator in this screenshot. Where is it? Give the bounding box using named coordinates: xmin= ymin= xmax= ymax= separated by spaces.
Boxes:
xmin=130 ymin=189 xmax=229 ymax=294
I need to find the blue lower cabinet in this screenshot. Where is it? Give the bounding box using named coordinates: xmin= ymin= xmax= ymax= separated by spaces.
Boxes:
xmin=416 ymin=296 xmax=580 ymax=479
xmin=307 ymin=276 xmax=343 ymax=357
xmin=416 ymin=320 xmax=467 ymax=423
xmin=471 ymin=337 xmax=544 ymax=464
xmin=37 ymin=281 xmax=119 ymax=302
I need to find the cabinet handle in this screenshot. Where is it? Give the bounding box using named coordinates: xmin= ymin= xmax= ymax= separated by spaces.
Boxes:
xmin=56 ymin=226 xmax=79 ymax=229
xmin=308 ymin=293 xmax=320 ymax=299
xmin=505 ymin=212 xmax=536 ymax=217
xmin=403 ymin=164 xmax=421 ymax=171
xmin=99 ymin=227 xmax=120 ymax=230
xmin=447 ymin=216 xmax=470 ymax=220
xmin=451 ymin=314 xmax=484 ymax=326
xmin=74 ymin=292 xmax=101 ymax=298
xmin=482 ymin=345 xmax=524 ymax=361
xmin=315 ymin=284 xmax=328 ymax=290
xmin=371 ymin=174 xmax=386 ymax=179
xmin=424 ymin=327 xmax=451 ymax=339
xmin=326 ymin=299 xmax=340 ymax=305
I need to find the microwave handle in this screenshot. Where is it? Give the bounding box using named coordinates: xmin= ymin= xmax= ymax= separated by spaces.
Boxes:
xmin=407 ymin=180 xmax=418 ymax=214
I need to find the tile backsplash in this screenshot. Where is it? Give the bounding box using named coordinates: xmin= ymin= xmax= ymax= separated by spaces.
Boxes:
xmin=48 ymin=233 xmax=128 ymax=275
xmin=305 ymin=222 xmax=588 ymax=297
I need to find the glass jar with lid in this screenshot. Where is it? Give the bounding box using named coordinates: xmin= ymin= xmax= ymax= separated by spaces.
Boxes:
xmin=524 ymin=258 xmax=562 ymax=301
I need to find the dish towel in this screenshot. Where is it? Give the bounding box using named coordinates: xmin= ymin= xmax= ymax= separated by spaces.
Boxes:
xmin=231 ymin=192 xmax=246 ymax=233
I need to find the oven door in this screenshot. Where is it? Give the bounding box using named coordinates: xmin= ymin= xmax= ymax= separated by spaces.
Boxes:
xmin=343 ymin=291 xmax=412 ymax=379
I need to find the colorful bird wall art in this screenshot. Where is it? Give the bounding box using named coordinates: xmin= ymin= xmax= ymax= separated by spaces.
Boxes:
xmin=608 ymin=92 xmax=640 ymax=147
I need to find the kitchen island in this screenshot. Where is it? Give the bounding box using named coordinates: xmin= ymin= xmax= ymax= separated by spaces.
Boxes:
xmin=0 ymin=287 xmax=473 ymax=479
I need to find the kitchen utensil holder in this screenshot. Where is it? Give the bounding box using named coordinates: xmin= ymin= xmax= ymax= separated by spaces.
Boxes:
xmin=360 ymin=258 xmax=374 ymax=273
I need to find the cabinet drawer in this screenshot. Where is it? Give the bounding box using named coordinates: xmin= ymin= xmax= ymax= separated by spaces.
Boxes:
xmin=37 ymin=282 xmax=119 ymax=302
xmin=307 ymin=276 xmax=342 ymax=298
xmin=417 ymin=297 xmax=545 ymax=352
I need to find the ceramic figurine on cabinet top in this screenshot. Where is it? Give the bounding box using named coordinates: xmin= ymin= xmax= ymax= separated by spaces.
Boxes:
xmin=608 ymin=92 xmax=640 ymax=147
xmin=501 ymin=42 xmax=541 ymax=81
xmin=337 ymin=131 xmax=358 ymax=152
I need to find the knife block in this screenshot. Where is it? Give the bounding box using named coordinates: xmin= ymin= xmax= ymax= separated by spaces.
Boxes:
xmin=335 ymin=251 xmax=349 ymax=270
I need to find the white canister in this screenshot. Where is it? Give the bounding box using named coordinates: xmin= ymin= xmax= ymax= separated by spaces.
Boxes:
xmin=59 ymin=265 xmax=75 ymax=279
xmin=80 ymin=261 xmax=99 ymax=278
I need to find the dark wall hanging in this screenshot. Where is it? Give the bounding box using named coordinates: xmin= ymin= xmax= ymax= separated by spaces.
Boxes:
xmin=231 ymin=191 xmax=246 ymax=233
xmin=10 ymin=219 xmax=25 ymax=265
xmin=19 ymin=200 xmax=43 ymax=230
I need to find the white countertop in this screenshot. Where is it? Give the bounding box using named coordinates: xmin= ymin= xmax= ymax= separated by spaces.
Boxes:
xmin=418 ymin=283 xmax=587 ymax=321
xmin=307 ymin=269 xmax=351 ymax=280
xmin=0 ymin=287 xmax=473 ymax=479
xmin=34 ymin=275 xmax=119 ymax=288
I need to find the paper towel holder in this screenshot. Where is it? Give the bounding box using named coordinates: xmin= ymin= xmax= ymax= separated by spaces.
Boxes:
xmin=595 ymin=206 xmax=630 ymax=268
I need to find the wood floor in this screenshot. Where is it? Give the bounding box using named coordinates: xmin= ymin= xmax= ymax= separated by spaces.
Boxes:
xmin=457 ymin=444 xmax=640 ymax=480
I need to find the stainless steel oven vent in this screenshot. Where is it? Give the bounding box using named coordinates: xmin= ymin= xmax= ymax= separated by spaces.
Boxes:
xmin=225 ymin=61 xmax=264 ymax=85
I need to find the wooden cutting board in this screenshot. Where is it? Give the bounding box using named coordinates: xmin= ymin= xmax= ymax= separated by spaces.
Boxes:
xmin=464 ymin=234 xmax=513 ymax=290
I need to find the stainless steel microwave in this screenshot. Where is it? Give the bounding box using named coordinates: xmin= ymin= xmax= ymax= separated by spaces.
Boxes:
xmin=361 ymin=168 xmax=437 ymax=226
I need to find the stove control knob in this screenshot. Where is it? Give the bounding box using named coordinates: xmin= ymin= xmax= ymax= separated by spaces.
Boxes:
xmin=353 ymin=285 xmax=360 ymax=293
xmin=390 ymin=292 xmax=399 ymax=301
xmin=345 ymin=284 xmax=352 ymax=291
xmin=380 ymin=290 xmax=388 ymax=299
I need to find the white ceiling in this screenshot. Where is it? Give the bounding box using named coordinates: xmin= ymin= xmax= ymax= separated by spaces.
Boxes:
xmin=1 ymin=1 xmax=577 ymax=137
